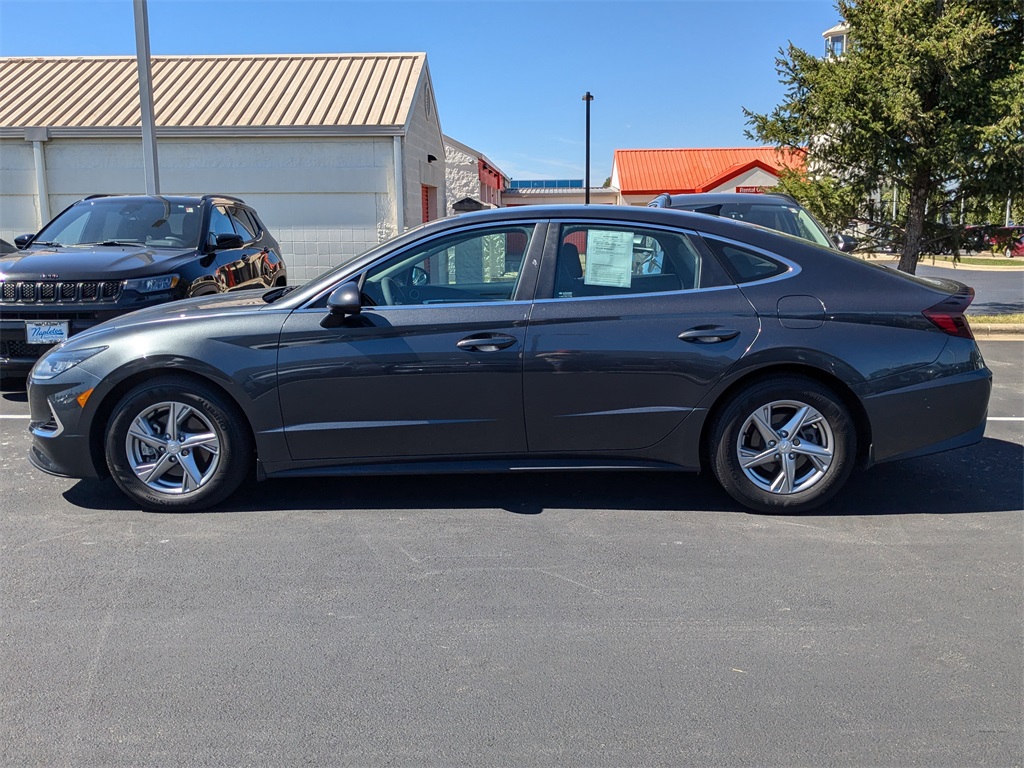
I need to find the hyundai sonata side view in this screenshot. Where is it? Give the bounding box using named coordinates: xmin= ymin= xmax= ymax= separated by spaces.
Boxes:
xmin=26 ymin=205 xmax=991 ymax=514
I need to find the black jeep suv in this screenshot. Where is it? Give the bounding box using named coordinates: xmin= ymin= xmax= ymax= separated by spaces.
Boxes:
xmin=1 ymin=194 xmax=286 ymax=375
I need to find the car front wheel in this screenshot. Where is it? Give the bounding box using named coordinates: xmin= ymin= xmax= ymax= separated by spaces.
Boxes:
xmin=709 ymin=377 xmax=856 ymax=514
xmin=105 ymin=377 xmax=252 ymax=511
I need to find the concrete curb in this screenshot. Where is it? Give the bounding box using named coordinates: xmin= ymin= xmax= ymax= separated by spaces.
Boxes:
xmin=969 ymin=323 xmax=1024 ymax=335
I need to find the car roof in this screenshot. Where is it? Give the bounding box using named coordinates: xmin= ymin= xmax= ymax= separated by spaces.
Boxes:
xmin=389 ymin=204 xmax=841 ymax=260
xmin=653 ymin=192 xmax=800 ymax=207
xmin=443 ymin=203 xmax=755 ymax=232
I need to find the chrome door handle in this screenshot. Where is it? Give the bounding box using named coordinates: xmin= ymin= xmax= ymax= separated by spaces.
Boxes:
xmin=456 ymin=334 xmax=518 ymax=352
xmin=678 ymin=327 xmax=741 ymax=343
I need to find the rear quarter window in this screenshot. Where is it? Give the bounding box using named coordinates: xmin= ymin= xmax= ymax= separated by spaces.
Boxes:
xmin=702 ymin=237 xmax=788 ymax=283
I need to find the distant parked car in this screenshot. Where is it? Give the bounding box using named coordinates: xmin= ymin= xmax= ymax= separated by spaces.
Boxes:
xmin=986 ymin=226 xmax=1024 ymax=258
xmin=1 ymin=194 xmax=286 ymax=374
xmin=1004 ymin=235 xmax=1024 ymax=258
xmin=26 ymin=205 xmax=990 ymax=515
xmin=647 ymin=192 xmax=852 ymax=251
xmin=0 ymin=238 xmax=17 ymax=254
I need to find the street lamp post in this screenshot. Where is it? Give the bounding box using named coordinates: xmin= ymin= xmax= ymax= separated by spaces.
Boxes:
xmin=582 ymin=91 xmax=593 ymax=204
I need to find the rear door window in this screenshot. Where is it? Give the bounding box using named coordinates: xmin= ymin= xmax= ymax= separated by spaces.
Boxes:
xmin=552 ymin=223 xmax=717 ymax=299
xmin=701 ymin=237 xmax=788 ymax=283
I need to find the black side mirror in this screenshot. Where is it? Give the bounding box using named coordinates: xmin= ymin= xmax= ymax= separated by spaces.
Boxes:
xmin=14 ymin=234 xmax=35 ymax=249
xmin=833 ymin=233 xmax=857 ymax=252
xmin=320 ymin=281 xmax=362 ymax=328
xmin=214 ymin=232 xmax=244 ymax=250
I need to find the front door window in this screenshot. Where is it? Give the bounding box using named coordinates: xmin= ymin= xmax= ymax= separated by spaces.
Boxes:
xmin=362 ymin=226 xmax=534 ymax=306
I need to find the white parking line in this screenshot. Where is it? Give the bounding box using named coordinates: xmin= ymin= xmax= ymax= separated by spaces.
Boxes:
xmin=0 ymin=415 xmax=31 ymax=419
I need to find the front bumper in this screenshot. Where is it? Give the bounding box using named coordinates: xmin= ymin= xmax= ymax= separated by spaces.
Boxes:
xmin=26 ymin=370 xmax=107 ymax=479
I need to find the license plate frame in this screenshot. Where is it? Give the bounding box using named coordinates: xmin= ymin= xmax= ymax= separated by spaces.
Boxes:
xmin=25 ymin=320 xmax=70 ymax=345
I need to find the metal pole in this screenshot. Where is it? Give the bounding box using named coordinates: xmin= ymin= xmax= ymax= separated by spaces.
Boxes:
xmin=134 ymin=0 xmax=159 ymax=194
xmin=32 ymin=141 xmax=50 ymax=224
xmin=583 ymin=92 xmax=593 ymax=205
xmin=25 ymin=127 xmax=51 ymax=225
xmin=393 ymin=136 xmax=405 ymax=233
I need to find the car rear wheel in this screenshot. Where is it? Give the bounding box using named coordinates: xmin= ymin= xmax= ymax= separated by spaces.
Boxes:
xmin=105 ymin=377 xmax=252 ymax=511
xmin=709 ymin=377 xmax=856 ymax=514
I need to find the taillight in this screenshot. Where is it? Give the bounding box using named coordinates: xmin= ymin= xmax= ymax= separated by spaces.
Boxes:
xmin=923 ymin=287 xmax=975 ymax=339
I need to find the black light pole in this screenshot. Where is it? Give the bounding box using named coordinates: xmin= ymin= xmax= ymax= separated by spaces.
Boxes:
xmin=582 ymin=91 xmax=593 ymax=204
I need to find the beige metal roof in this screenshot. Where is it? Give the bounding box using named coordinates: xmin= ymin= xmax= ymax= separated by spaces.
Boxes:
xmin=0 ymin=53 xmax=426 ymax=136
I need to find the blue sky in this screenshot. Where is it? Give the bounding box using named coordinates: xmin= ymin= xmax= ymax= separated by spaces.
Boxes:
xmin=0 ymin=0 xmax=840 ymax=182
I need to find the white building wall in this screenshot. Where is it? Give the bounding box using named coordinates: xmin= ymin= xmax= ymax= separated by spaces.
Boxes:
xmin=0 ymin=136 xmax=398 ymax=283
xmin=402 ymin=81 xmax=446 ymax=226
xmin=0 ymin=140 xmax=39 ymax=241
xmin=445 ymin=142 xmax=481 ymax=216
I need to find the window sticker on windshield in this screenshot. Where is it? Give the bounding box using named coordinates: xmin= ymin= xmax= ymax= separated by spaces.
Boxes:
xmin=585 ymin=229 xmax=633 ymax=288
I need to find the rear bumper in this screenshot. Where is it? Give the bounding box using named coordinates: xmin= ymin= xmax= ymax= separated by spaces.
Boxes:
xmin=863 ymin=366 xmax=992 ymax=465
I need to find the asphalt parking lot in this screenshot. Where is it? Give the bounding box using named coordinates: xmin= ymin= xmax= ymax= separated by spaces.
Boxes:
xmin=1 ymin=339 xmax=1021 ymax=767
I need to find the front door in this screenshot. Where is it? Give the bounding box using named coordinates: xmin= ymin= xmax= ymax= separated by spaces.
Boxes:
xmin=277 ymin=223 xmax=541 ymax=463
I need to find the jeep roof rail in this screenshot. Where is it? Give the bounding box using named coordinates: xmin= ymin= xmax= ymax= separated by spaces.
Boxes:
xmin=201 ymin=194 xmax=247 ymax=205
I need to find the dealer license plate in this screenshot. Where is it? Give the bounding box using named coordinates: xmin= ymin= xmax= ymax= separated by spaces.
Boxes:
xmin=25 ymin=321 xmax=69 ymax=345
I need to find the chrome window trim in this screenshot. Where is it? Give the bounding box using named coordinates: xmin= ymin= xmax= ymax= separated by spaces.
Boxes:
xmin=534 ymin=283 xmax=744 ymax=304
xmin=286 ymin=299 xmax=535 ymax=315
xmin=297 ymin=219 xmax=544 ymax=311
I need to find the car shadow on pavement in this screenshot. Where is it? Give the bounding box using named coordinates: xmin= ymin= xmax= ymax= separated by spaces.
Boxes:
xmin=62 ymin=437 xmax=1023 ymax=517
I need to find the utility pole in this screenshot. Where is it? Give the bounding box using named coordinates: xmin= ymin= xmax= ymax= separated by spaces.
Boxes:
xmin=582 ymin=92 xmax=593 ymax=204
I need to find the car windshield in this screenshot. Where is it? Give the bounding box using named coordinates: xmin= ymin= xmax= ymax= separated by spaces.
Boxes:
xmin=686 ymin=201 xmax=835 ymax=248
xmin=34 ymin=198 xmax=202 ymax=249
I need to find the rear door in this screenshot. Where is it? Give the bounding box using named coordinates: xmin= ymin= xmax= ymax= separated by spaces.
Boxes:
xmin=523 ymin=220 xmax=759 ymax=453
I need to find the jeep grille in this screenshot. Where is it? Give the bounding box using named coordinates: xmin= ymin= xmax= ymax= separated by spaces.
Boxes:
xmin=0 ymin=280 xmax=123 ymax=304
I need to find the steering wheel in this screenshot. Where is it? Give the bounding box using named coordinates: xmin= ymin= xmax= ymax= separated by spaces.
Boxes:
xmin=381 ymin=276 xmax=407 ymax=305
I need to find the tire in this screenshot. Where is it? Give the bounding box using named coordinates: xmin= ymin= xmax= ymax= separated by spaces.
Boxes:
xmin=709 ymin=377 xmax=856 ymax=514
xmin=105 ymin=377 xmax=253 ymax=511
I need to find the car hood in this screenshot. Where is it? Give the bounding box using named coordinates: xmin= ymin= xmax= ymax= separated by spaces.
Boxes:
xmin=0 ymin=244 xmax=195 ymax=280
xmin=63 ymin=289 xmax=274 ymax=347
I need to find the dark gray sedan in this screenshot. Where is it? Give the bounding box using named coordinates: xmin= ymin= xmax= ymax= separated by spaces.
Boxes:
xmin=26 ymin=206 xmax=991 ymax=514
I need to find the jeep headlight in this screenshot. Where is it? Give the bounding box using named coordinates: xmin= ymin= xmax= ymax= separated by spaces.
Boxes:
xmin=124 ymin=274 xmax=179 ymax=293
xmin=31 ymin=346 xmax=108 ymax=380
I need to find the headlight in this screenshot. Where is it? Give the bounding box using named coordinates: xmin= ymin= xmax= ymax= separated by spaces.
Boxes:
xmin=124 ymin=274 xmax=179 ymax=293
xmin=31 ymin=346 xmax=108 ymax=380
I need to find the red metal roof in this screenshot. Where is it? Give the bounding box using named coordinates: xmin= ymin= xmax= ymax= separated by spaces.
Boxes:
xmin=614 ymin=147 xmax=805 ymax=196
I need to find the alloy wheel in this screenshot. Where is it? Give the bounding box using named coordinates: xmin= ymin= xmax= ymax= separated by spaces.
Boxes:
xmin=736 ymin=399 xmax=835 ymax=495
xmin=124 ymin=400 xmax=221 ymax=495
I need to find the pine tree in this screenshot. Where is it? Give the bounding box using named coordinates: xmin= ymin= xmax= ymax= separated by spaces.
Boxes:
xmin=745 ymin=0 xmax=1023 ymax=273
